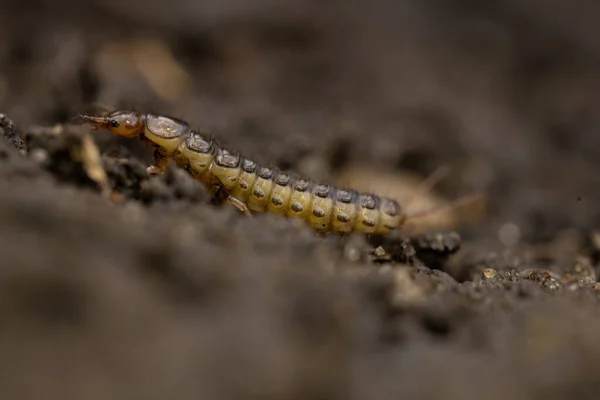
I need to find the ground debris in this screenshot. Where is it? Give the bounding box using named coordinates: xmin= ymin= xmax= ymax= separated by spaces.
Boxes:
xmin=22 ymin=123 xmax=113 ymax=197
xmin=519 ymin=268 xmax=564 ymax=291
xmin=0 ymin=113 xmax=26 ymax=153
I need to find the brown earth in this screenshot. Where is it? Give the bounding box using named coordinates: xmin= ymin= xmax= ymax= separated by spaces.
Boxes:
xmin=2 ymin=1 xmax=600 ymax=399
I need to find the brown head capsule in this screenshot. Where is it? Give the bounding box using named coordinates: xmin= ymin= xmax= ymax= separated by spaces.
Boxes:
xmin=80 ymin=111 xmax=143 ymax=138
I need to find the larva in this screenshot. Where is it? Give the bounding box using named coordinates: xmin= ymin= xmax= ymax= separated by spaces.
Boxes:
xmin=81 ymin=110 xmax=406 ymax=235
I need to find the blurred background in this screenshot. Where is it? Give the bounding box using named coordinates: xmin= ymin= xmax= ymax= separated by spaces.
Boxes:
xmin=2 ymin=0 xmax=600 ymax=239
xmin=2 ymin=0 xmax=600 ymax=399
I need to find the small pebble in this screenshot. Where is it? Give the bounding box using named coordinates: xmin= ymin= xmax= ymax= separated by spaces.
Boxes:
xmin=483 ymin=268 xmax=497 ymax=279
xmin=30 ymin=148 xmax=49 ymax=165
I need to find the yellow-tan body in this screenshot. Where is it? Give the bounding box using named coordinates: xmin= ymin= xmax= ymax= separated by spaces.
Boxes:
xmin=82 ymin=111 xmax=406 ymax=235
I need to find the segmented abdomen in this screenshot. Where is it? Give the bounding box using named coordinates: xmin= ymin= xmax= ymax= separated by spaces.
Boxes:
xmin=145 ymin=114 xmax=404 ymax=235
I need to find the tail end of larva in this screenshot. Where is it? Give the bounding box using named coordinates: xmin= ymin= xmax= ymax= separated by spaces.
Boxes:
xmin=400 ymin=192 xmax=488 ymax=235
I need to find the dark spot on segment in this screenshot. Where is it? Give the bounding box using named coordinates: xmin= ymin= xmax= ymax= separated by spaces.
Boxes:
xmin=242 ymin=158 xmax=257 ymax=173
xmin=258 ymin=167 xmax=273 ymax=180
xmin=381 ymin=198 xmax=401 ymax=216
xmin=294 ymin=178 xmax=311 ymax=192
xmin=239 ymin=181 xmax=248 ymax=189
xmin=361 ymin=219 xmax=376 ymax=227
xmin=291 ymin=203 xmax=303 ymax=213
xmin=275 ymin=173 xmax=291 ymax=186
xmin=336 ymin=189 xmax=355 ymax=204
xmin=358 ymin=194 xmax=380 ymax=210
xmin=271 ymin=197 xmax=283 ymax=206
xmin=186 ymin=132 xmax=214 ymax=153
xmin=336 ymin=214 xmax=350 ymax=223
xmin=314 ymin=184 xmax=330 ymax=198
xmin=312 ymin=208 xmax=326 ymax=218
xmin=215 ymin=150 xmax=240 ymax=168
xmin=253 ymin=189 xmax=265 ymax=198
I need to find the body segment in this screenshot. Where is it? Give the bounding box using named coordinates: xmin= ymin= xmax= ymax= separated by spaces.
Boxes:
xmin=81 ymin=110 xmax=407 ymax=235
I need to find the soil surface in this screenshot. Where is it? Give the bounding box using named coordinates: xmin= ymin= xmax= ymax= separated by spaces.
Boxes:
xmin=2 ymin=1 xmax=600 ymax=399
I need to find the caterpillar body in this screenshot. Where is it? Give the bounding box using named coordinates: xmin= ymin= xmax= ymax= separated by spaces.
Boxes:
xmin=81 ymin=110 xmax=406 ymax=235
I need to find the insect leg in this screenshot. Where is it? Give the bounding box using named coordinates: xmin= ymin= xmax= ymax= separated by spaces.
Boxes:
xmin=226 ymin=195 xmax=252 ymax=216
xmin=211 ymin=177 xmax=252 ymax=216
xmin=146 ymin=147 xmax=170 ymax=175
